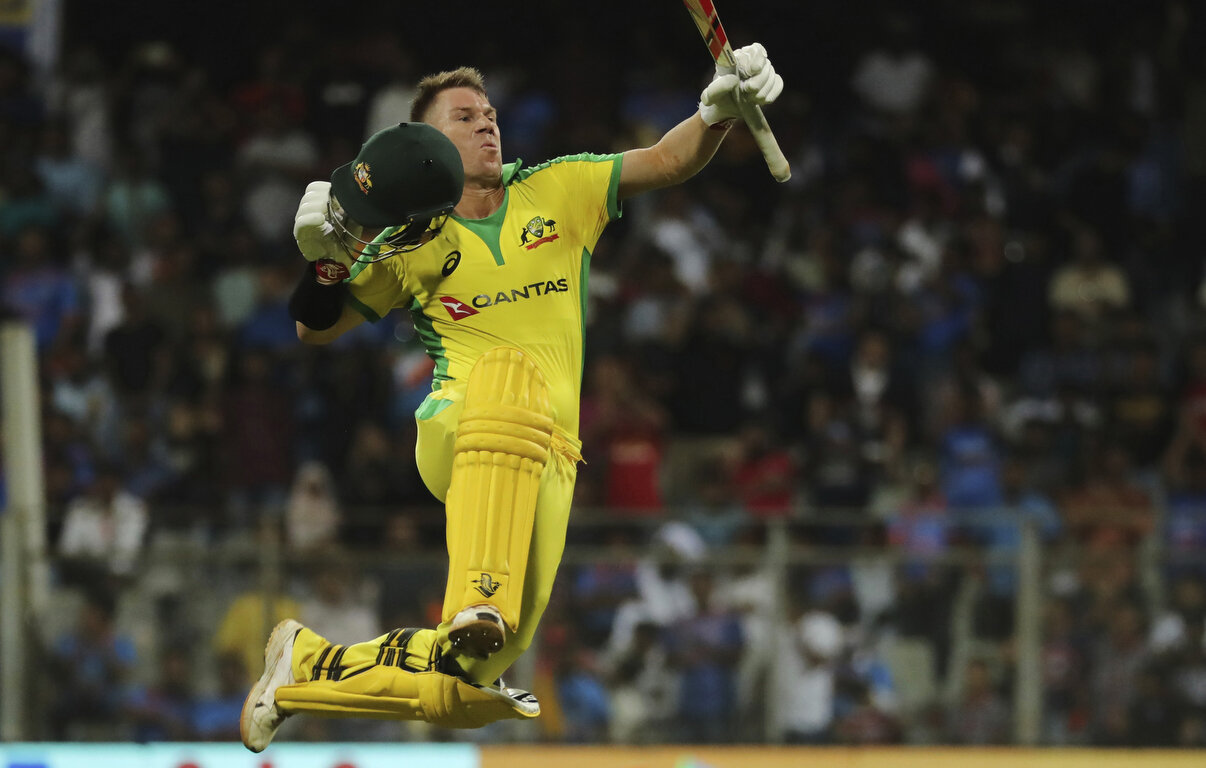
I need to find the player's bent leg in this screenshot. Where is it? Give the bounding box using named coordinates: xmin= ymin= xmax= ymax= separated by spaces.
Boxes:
xmin=241 ymin=621 xmax=537 ymax=749
xmin=274 ymin=668 xmax=539 ymax=728
xmin=441 ymin=347 xmax=554 ymax=660
xmin=441 ymin=427 xmax=580 ymax=685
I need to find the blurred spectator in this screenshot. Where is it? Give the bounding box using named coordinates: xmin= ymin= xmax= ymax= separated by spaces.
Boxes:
xmin=0 ymin=165 xmax=60 ymax=239
xmin=236 ymin=103 xmax=319 ymax=247
xmin=885 ymin=457 xmax=955 ymax=679
xmin=554 ymin=647 xmax=612 ymax=743
xmin=34 ymin=119 xmax=105 ymax=219
xmin=340 ymin=421 xmax=428 ymax=518
xmin=125 ymin=647 xmax=197 ymax=742
xmin=832 ymin=676 xmax=902 ymax=745
xmin=607 ymin=522 xmax=704 ymax=657
xmin=1047 ymin=227 xmax=1130 ymax=325
xmin=578 ymin=353 xmax=669 ymax=515
xmin=945 ymin=658 xmax=1010 ymax=744
xmin=850 ymin=14 xmax=934 ymax=121
xmin=1089 ymin=599 xmax=1151 ymax=745
xmin=771 ymin=608 xmax=844 ymax=744
xmin=570 ymin=526 xmax=639 ymax=649
xmin=102 ymin=148 xmax=172 ymax=248
xmin=47 ymin=588 xmax=138 ymax=740
xmin=1105 ymin=340 xmax=1174 ymax=470
xmin=1127 ymin=662 xmax=1183 ymax=747
xmin=1060 ymin=441 xmax=1154 ymax=555
xmin=213 ymin=579 xmax=303 ymax=687
xmin=729 ymin=419 xmax=796 ymax=519
xmin=2 ymin=225 xmax=81 ymax=351
xmin=800 ymin=388 xmax=875 ymax=532
xmin=1161 ymin=444 xmax=1206 ymax=581
xmin=666 ymin=570 xmax=743 ymax=743
xmin=298 ymin=558 xmax=381 ymax=646
xmin=936 ymin=380 xmax=1003 ymax=524
xmin=56 ymin=461 xmax=149 ymax=588
xmin=1041 ymin=597 xmax=1089 ymax=745
xmin=372 ymin=513 xmax=444 ymax=631
xmin=681 ymin=458 xmax=745 ymax=547
xmin=1149 ymin=576 xmax=1206 ymax=658
xmin=190 ymin=652 xmax=249 ymax=741
xmin=284 ymin=460 xmax=341 ymax=552
xmin=970 ymin=455 xmax=1062 ymax=641
xmin=605 ymin=620 xmax=676 ymax=744
xmin=47 ymin=337 xmax=122 ymax=454
xmin=832 ymin=630 xmax=899 ymax=745
xmin=103 ymin=282 xmax=168 ymax=407
xmin=219 ymin=346 xmax=295 ymax=529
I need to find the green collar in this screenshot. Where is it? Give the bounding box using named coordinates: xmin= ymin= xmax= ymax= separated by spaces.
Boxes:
xmin=502 ymin=159 xmax=524 ymax=185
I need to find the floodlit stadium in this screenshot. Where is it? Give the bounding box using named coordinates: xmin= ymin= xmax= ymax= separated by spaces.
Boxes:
xmin=2 ymin=1 xmax=1206 ymax=765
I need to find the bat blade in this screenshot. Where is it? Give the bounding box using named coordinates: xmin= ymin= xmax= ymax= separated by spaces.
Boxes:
xmin=681 ymin=0 xmax=733 ymax=66
xmin=681 ymin=0 xmax=791 ymax=182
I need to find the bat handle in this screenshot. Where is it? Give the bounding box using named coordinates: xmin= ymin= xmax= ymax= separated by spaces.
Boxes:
xmin=738 ymin=101 xmax=791 ymax=183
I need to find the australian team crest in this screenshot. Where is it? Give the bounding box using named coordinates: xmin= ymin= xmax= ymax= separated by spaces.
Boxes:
xmin=519 ymin=215 xmax=559 ymax=250
xmin=353 ymin=161 xmax=373 ymax=194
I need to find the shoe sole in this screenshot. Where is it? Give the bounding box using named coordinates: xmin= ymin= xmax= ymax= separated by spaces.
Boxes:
xmin=240 ymin=618 xmax=301 ymax=752
xmin=448 ymin=617 xmax=505 ymax=660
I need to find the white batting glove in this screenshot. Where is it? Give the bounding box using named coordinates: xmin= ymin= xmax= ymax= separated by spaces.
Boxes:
xmin=293 ymin=180 xmax=355 ymax=284
xmin=699 ymin=43 xmax=784 ymax=128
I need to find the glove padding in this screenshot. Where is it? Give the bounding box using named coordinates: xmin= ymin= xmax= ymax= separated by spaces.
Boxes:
xmin=293 ymin=180 xmax=356 ymax=284
xmin=699 ymin=43 xmax=784 ymax=127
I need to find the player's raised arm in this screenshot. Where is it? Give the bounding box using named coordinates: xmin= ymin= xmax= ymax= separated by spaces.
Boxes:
xmin=617 ymin=42 xmax=783 ymax=200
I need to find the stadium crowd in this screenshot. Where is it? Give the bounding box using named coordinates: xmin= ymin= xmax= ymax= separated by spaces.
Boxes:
xmin=2 ymin=0 xmax=1206 ymax=748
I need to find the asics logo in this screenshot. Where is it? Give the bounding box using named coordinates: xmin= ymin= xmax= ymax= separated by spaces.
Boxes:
xmin=473 ymin=573 xmax=501 ymax=598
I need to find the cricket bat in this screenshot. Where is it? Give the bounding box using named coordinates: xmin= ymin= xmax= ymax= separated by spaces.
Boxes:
xmin=682 ymin=0 xmax=791 ymax=182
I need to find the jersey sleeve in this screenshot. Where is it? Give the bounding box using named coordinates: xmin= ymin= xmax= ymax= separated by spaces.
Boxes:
xmin=343 ymin=229 xmax=413 ymax=322
xmin=546 ymin=153 xmax=623 ymax=251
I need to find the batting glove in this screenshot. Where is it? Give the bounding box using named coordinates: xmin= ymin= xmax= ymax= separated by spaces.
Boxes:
xmin=293 ymin=180 xmax=356 ymax=284
xmin=699 ymin=43 xmax=784 ymax=128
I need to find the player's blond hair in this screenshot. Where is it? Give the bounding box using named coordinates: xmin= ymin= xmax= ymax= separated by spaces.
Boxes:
xmin=410 ymin=67 xmax=488 ymax=123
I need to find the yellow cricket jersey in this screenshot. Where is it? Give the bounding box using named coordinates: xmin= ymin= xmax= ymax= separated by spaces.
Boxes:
xmin=343 ymin=153 xmax=623 ymax=437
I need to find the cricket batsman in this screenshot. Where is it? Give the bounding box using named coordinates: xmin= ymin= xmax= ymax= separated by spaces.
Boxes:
xmin=240 ymin=44 xmax=783 ymax=751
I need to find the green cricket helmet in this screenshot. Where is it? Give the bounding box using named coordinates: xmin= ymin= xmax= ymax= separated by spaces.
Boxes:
xmin=329 ymin=122 xmax=465 ymax=260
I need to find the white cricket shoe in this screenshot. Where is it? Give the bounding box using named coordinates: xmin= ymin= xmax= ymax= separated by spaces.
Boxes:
xmin=448 ymin=604 xmax=505 ymax=660
xmin=240 ymin=618 xmax=302 ymax=752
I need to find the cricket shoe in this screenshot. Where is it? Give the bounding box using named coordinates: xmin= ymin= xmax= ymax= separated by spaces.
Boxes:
xmin=448 ymin=604 xmax=505 ymax=660
xmin=473 ymin=676 xmax=541 ymax=717
xmin=240 ymin=618 xmax=302 ymax=753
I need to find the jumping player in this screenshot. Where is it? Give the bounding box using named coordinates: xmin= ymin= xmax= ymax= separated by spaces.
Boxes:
xmin=240 ymin=44 xmax=783 ymax=751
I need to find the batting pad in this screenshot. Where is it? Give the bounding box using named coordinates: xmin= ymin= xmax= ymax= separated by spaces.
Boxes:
xmin=442 ymin=347 xmax=553 ymax=632
xmin=274 ymin=668 xmax=538 ymax=728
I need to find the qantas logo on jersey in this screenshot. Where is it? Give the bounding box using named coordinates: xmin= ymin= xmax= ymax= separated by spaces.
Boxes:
xmin=438 ymin=296 xmax=479 ymax=320
xmin=472 ymin=277 xmax=570 ymax=308
xmin=519 ymin=215 xmax=559 ymax=250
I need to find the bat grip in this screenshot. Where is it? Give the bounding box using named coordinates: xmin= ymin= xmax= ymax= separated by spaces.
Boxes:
xmin=738 ymin=101 xmax=791 ymax=183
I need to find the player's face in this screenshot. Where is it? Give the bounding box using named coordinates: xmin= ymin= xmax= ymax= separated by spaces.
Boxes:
xmin=427 ymin=87 xmax=502 ymax=184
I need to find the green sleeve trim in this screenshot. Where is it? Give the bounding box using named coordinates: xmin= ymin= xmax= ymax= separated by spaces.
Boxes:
xmin=452 ymin=192 xmax=509 ymax=267
xmin=415 ymin=393 xmax=455 ymax=420
xmin=408 ymin=297 xmax=451 ymax=385
xmin=605 ymin=154 xmax=623 ymax=222
xmin=511 ymin=152 xmax=623 ymax=184
xmin=579 ymin=247 xmax=591 ymax=379
xmin=346 ymin=292 xmax=381 ymax=323
xmin=345 ymin=227 xmax=396 ymax=283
